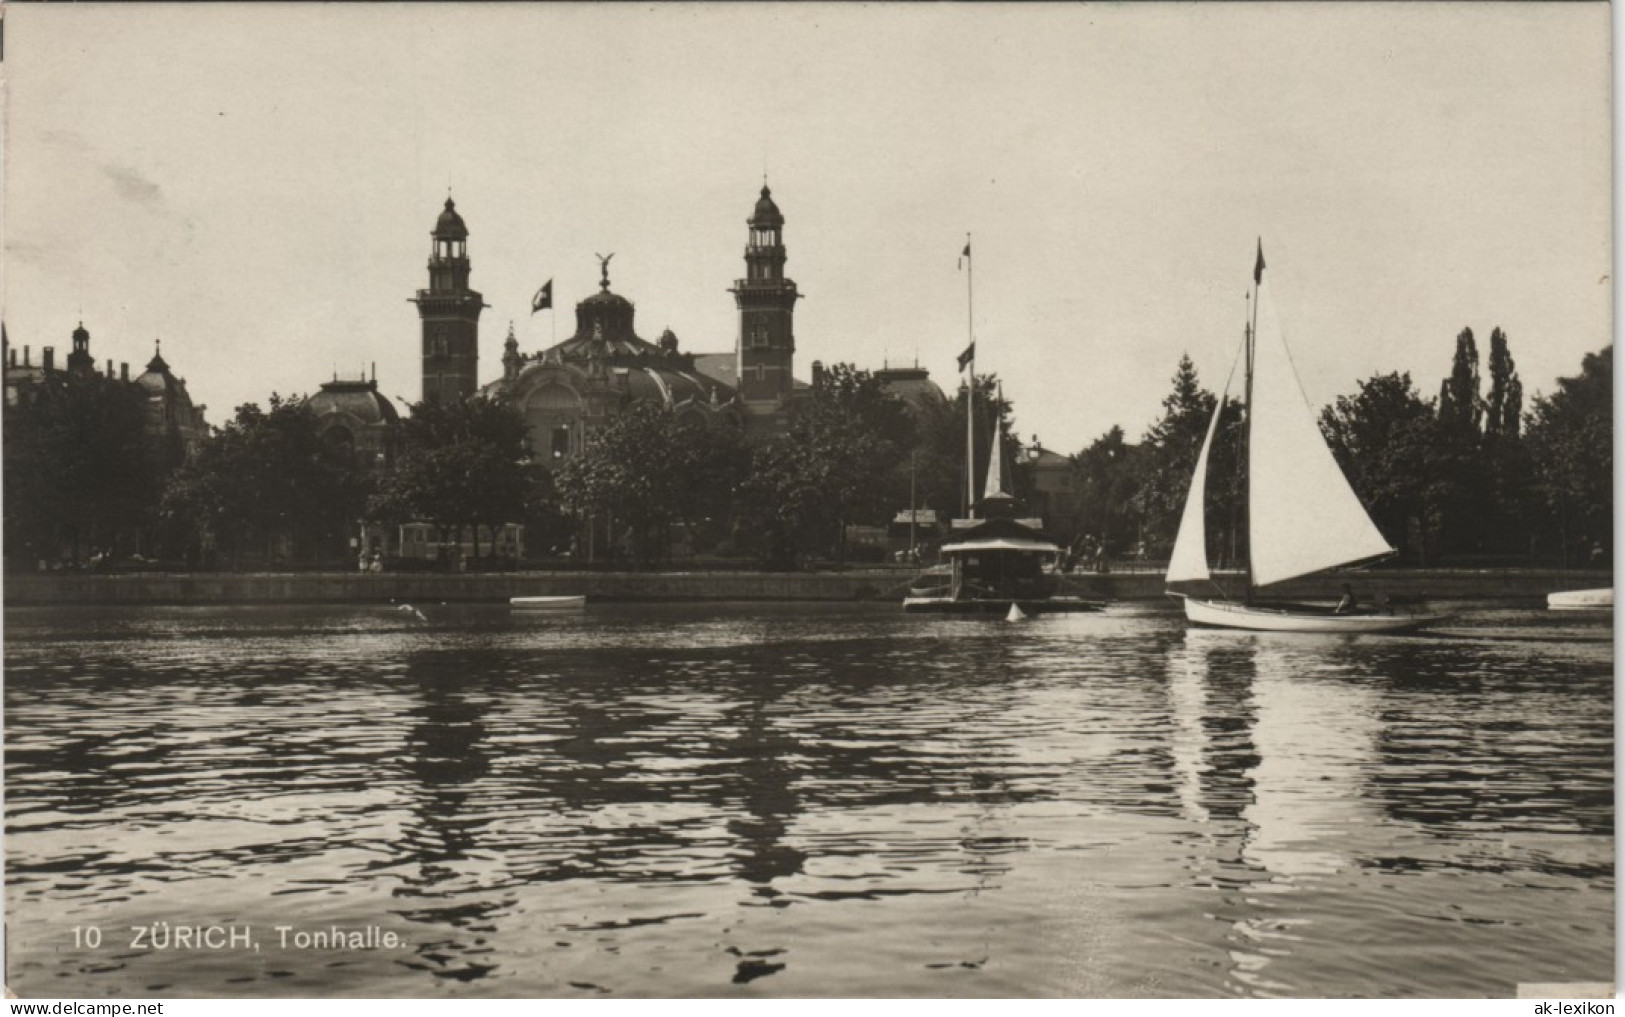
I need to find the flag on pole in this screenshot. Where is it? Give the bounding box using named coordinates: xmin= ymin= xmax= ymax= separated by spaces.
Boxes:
xmin=1253 ymin=241 xmax=1265 ymax=285
xmin=531 ymin=278 xmax=553 ymax=314
xmin=958 ymin=240 xmax=971 ymax=270
xmin=957 ymin=341 xmax=976 ymax=372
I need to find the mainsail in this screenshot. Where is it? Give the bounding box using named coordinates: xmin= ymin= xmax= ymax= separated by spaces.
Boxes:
xmin=1246 ymin=276 xmax=1393 ymax=586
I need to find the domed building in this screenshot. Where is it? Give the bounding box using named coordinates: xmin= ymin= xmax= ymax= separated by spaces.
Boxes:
xmin=133 ymin=341 xmax=210 ymax=461
xmin=307 ymin=371 xmax=399 ymax=468
xmin=872 ymin=364 xmax=947 ymax=414
xmin=484 ymin=256 xmax=743 ymax=462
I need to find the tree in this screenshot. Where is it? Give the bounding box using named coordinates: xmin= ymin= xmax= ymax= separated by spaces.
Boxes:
xmin=1320 ymin=372 xmax=1451 ymax=564
xmin=734 ymin=434 xmax=838 ymax=569
xmin=552 ymin=401 xmax=747 ymax=567
xmin=909 ymin=373 xmax=1018 ymax=521
xmin=1438 ymin=327 xmax=1483 ymax=434
xmin=371 ymin=395 xmax=537 ymax=561
xmin=735 ymin=365 xmax=912 ymax=567
xmin=1133 ymin=355 xmax=1219 ymax=556
xmin=1524 ymin=345 xmax=1611 ymax=566
xmin=1432 ymin=327 xmax=1496 ymax=557
xmin=1477 ymin=327 xmax=1533 ymax=556
xmin=3 ymin=372 xmax=158 ymax=566
xmin=163 ymin=395 xmax=367 ymax=567
xmin=1068 ymin=425 xmax=1144 ymax=557
xmin=1483 ymin=327 xmax=1524 ymax=441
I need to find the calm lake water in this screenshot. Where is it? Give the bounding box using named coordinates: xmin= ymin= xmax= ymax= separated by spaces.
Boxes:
xmin=4 ymin=600 xmax=1613 ymax=998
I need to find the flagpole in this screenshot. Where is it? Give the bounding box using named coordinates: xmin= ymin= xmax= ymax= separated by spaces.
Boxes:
xmin=964 ymin=231 xmax=976 ymax=520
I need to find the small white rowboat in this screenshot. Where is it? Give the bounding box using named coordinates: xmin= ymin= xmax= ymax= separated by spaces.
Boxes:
xmin=509 ymin=595 xmax=586 ymax=610
xmin=1547 ymin=588 xmax=1612 ymax=611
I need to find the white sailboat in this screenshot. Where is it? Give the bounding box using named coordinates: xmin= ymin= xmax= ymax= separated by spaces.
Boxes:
xmin=1166 ymin=244 xmax=1444 ymax=633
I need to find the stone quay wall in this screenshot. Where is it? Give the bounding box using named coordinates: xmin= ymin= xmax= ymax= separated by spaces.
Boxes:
xmin=3 ymin=568 xmax=1609 ymax=606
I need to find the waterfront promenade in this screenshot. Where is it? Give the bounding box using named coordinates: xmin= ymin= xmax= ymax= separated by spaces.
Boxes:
xmin=3 ymin=567 xmax=1609 ymax=606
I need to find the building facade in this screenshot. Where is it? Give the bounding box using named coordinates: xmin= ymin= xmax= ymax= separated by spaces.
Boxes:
xmin=483 ymin=257 xmax=743 ymax=462
xmin=307 ymin=372 xmax=400 ymax=469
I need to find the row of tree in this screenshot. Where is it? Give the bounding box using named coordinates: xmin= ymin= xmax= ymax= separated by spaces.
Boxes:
xmin=555 ymin=365 xmax=1020 ymax=568
xmin=5 ymin=329 xmax=1609 ymax=572
xmin=1067 ymin=330 xmax=1612 ymax=568
xmin=3 ymin=360 xmax=1022 ymax=571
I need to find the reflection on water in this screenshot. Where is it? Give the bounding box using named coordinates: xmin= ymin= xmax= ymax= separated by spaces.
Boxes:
xmin=4 ymin=601 xmax=1613 ymax=997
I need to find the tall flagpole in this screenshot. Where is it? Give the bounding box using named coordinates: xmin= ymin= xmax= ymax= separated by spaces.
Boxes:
xmin=964 ymin=232 xmax=976 ymax=520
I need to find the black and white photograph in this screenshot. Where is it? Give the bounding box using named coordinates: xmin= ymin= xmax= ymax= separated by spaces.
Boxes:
xmin=1 ymin=2 xmax=1614 ymax=1003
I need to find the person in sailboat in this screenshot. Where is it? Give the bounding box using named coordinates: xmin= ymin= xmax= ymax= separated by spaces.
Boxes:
xmin=1335 ymin=583 xmax=1359 ymax=615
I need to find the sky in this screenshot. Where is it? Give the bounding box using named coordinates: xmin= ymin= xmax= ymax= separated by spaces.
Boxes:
xmin=2 ymin=2 xmax=1611 ymax=453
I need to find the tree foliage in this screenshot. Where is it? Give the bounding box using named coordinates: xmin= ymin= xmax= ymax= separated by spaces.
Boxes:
xmin=371 ymin=395 xmax=538 ymax=558
xmin=1068 ymin=425 xmax=1143 ymax=556
xmin=1319 ymin=372 xmax=1450 ymax=564
xmin=909 ymin=373 xmax=1019 ymax=519
xmin=1438 ymin=327 xmax=1483 ymax=435
xmin=1483 ymin=327 xmax=1523 ymax=441
xmin=553 ymin=400 xmax=748 ymax=567
xmin=4 ymin=373 xmax=159 ymax=565
xmin=1132 ymin=355 xmax=1219 ymax=556
xmin=735 ymin=364 xmax=913 ymax=567
xmin=1525 ymin=345 xmax=1611 ymax=564
xmin=163 ymin=394 xmax=366 ymax=566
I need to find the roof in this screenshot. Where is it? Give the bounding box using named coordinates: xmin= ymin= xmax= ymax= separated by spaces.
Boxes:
xmin=875 ymin=366 xmax=947 ymax=412
xmin=940 ymin=516 xmax=1063 ymax=556
xmin=489 ymin=357 xmax=737 ymax=412
xmin=750 ymin=185 xmax=784 ymax=228
xmin=691 ymin=351 xmax=810 ymax=391
xmin=135 ymin=344 xmax=187 ymax=398
xmin=308 ymin=378 xmax=400 ymax=427
xmin=434 ymin=197 xmax=468 ymax=240
xmin=1022 ymin=444 xmax=1072 ymax=467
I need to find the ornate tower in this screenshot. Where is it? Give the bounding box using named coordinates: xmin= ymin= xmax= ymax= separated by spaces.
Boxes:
xmin=730 ymin=185 xmax=801 ymax=413
xmin=66 ymin=321 xmax=94 ymax=377
xmin=501 ymin=322 xmax=523 ymax=381
xmin=411 ymin=197 xmax=485 ymax=403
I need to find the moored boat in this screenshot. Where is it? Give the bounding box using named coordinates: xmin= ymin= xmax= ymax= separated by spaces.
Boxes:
xmin=1547 ymin=587 xmax=1613 ymax=611
xmin=1165 ymin=243 xmax=1445 ymax=634
xmin=904 ymin=239 xmax=1106 ymax=617
xmin=510 ymin=595 xmax=586 ymax=610
xmin=902 ymin=517 xmax=1105 ymax=614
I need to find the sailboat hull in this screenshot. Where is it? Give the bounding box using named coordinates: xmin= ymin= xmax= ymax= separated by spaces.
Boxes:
xmin=1180 ymin=595 xmax=1443 ymax=633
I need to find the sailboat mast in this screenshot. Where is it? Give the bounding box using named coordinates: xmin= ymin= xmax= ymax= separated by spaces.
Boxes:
xmin=1244 ymin=240 xmax=1263 ymax=597
xmin=964 ymin=231 xmax=977 ymax=519
xmin=1229 ymin=292 xmax=1248 ymax=571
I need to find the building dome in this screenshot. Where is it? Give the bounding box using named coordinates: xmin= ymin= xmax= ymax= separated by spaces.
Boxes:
xmin=750 ymin=185 xmax=784 ymax=227
xmin=545 ymin=261 xmax=655 ymax=360
xmin=484 ymin=265 xmax=741 ymax=461
xmin=874 ymin=366 xmax=947 ymax=415
xmin=308 ymin=378 xmax=400 ymax=428
xmin=433 ymin=197 xmax=468 ymax=240
xmin=135 ymin=345 xmax=182 ymax=396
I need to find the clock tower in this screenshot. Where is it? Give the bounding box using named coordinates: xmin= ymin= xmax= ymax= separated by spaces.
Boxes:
xmin=412 ymin=196 xmax=485 ymax=403
xmin=730 ymin=185 xmax=801 ymax=417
